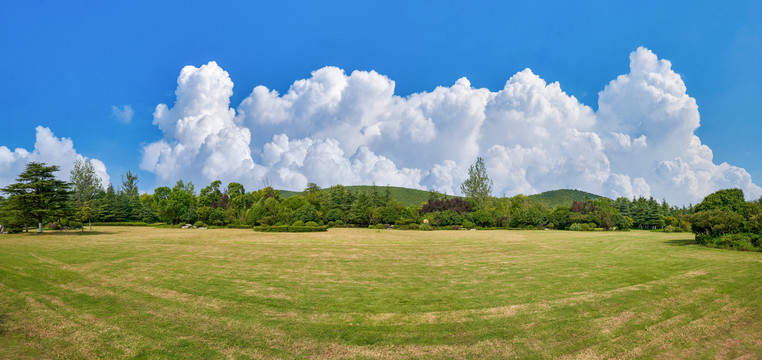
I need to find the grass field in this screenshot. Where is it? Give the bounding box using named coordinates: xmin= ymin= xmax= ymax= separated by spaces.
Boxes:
xmin=0 ymin=228 xmax=760 ymax=359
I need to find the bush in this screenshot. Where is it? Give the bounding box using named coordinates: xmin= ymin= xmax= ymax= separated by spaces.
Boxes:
xmin=254 ymin=225 xmax=329 ymax=232
xmin=305 ymin=221 xmax=319 ymax=227
xmin=292 ymin=220 xmax=305 ymax=227
xmin=699 ymin=233 xmax=761 ymax=252
xmin=69 ymin=221 xmax=82 ymax=229
xmin=451 ymin=225 xmax=461 ymax=230
xmin=461 ymin=220 xmax=475 ymax=229
xmin=419 ymin=223 xmax=433 ymax=231
xmin=663 ymin=225 xmax=682 ymax=233
xmin=690 ymin=210 xmax=744 ymax=236
xmin=334 ymin=220 xmax=344 ymax=227
xmin=472 ymin=210 xmax=494 ymax=227
xmin=407 ymin=223 xmax=419 ymax=230
xmin=569 ymin=223 xmax=584 ymax=231
xmin=91 ymin=222 xmax=152 ymax=227
xmin=368 ymin=224 xmax=385 ymax=229
xmin=48 ymin=223 xmax=60 ymax=230
xmin=193 ymin=221 xmax=205 ymax=227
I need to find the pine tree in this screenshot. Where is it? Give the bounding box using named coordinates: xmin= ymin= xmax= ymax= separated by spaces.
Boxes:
xmin=1 ymin=162 xmax=73 ymax=232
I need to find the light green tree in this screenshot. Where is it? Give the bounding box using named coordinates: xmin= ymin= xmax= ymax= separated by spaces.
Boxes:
xmin=460 ymin=157 xmax=493 ymax=209
xmin=70 ymin=158 xmax=102 ymax=206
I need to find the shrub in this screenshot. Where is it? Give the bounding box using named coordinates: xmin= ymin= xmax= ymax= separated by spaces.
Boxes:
xmin=305 ymin=221 xmax=319 ymax=227
xmin=451 ymin=225 xmax=461 ymax=230
xmin=419 ymin=223 xmax=433 ymax=231
xmin=48 ymin=223 xmax=60 ymax=230
xmin=407 ymin=223 xmax=419 ymax=230
xmin=663 ymin=225 xmax=682 ymax=233
xmin=368 ymin=224 xmax=385 ymax=229
xmin=472 ymin=210 xmax=494 ymax=227
xmin=334 ymin=220 xmax=344 ymax=227
xmin=90 ymin=222 xmax=152 ymax=227
xmin=292 ymin=220 xmax=305 ymax=227
xmin=461 ymin=220 xmax=475 ymax=229
xmin=193 ymin=221 xmax=205 ymax=227
xmin=690 ymin=210 xmax=744 ymax=236
xmin=295 ymin=204 xmax=319 ymax=223
xmin=69 ymin=221 xmax=82 ymax=229
xmin=254 ymin=225 xmax=329 ymax=232
xmin=705 ymin=233 xmax=761 ymax=251
xmin=327 ymin=221 xmax=335 ymax=227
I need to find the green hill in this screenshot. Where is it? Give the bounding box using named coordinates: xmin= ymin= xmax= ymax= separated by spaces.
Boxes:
xmin=280 ymin=186 xmax=602 ymax=208
xmin=526 ymin=189 xmax=602 ymax=208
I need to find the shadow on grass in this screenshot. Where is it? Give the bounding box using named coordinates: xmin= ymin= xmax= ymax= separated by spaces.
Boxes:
xmin=665 ymin=239 xmax=697 ymax=246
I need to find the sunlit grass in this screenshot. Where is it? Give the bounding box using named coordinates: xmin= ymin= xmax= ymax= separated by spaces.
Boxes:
xmin=0 ymin=227 xmax=760 ymax=359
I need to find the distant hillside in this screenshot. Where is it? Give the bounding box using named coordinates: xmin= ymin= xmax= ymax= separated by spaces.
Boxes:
xmin=526 ymin=189 xmax=602 ymax=208
xmin=280 ymin=186 xmax=601 ymax=208
xmin=279 ymin=185 xmax=435 ymax=207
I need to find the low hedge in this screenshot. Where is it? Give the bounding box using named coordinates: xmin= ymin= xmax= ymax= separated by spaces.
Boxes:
xmin=254 ymin=225 xmax=328 ymax=232
xmin=90 ymin=222 xmax=154 ymax=227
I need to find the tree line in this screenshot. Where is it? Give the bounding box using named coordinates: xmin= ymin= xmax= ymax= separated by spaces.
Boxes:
xmin=1 ymin=158 xmax=702 ymax=235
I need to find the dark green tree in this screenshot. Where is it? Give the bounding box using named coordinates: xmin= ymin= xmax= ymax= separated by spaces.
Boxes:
xmin=1 ymin=162 xmax=73 ymax=233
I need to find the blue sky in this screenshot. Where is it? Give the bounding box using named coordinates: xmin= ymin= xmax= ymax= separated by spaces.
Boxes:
xmin=1 ymin=1 xmax=760 ymax=204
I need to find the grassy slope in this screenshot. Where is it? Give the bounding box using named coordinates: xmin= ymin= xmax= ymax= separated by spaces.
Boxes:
xmin=1 ymin=228 xmax=760 ymax=359
xmin=526 ymin=188 xmax=602 ymax=208
xmin=281 ymin=186 xmax=603 ymax=208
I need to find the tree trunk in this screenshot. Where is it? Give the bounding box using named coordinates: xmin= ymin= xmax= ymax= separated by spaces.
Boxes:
xmin=24 ymin=224 xmax=28 ymax=232
xmin=89 ymin=220 xmax=92 ymax=231
xmin=38 ymin=222 xmax=43 ymax=233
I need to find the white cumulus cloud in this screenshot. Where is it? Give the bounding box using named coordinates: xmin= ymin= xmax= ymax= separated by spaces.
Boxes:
xmin=0 ymin=126 xmax=110 ymax=189
xmin=140 ymin=48 xmax=760 ymax=205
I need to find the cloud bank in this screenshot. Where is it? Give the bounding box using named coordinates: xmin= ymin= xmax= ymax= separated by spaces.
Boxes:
xmin=140 ymin=48 xmax=761 ymax=205
xmin=0 ymin=126 xmax=110 ymax=189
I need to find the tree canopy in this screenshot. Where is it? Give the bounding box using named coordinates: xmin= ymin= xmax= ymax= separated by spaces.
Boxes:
xmin=460 ymin=157 xmax=493 ymax=209
xmin=1 ymin=162 xmax=72 ymax=232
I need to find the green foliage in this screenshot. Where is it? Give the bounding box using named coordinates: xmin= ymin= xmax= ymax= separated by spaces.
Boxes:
xmin=526 ymin=189 xmax=601 ymax=208
xmin=1 ymin=162 xmax=73 ymax=232
xmin=294 ymin=204 xmax=319 ymax=223
xmin=254 ymin=225 xmax=328 ymax=232
xmin=696 ymin=233 xmax=761 ymax=252
xmin=694 ymin=188 xmax=745 ymax=213
xmin=690 ymin=210 xmax=744 ymax=236
xmin=472 ymin=209 xmax=493 ymax=227
xmin=460 ymin=157 xmax=493 ymax=209
xmin=69 ymin=159 xmax=102 ymax=206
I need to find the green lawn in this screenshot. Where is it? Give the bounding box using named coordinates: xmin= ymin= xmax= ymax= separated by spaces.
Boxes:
xmin=0 ymin=228 xmax=760 ymax=359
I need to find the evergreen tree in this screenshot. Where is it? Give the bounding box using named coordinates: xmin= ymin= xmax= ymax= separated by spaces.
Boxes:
xmin=1 ymin=162 xmax=73 ymax=232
